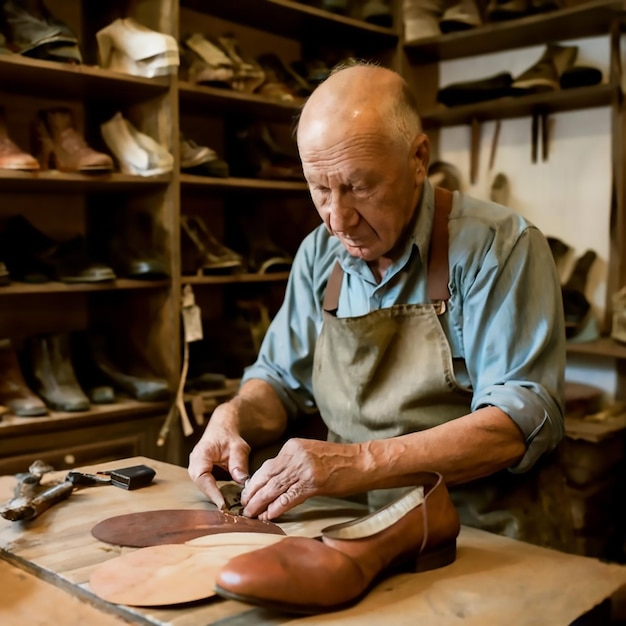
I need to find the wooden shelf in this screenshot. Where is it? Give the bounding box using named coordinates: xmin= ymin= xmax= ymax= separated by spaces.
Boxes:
xmin=0 ymin=54 xmax=170 ymax=102
xmin=182 ymin=272 xmax=290 ymax=285
xmin=0 ymin=279 xmax=170 ymax=295
xmin=566 ymin=336 xmax=626 ymax=360
xmin=405 ymin=0 xmax=623 ymax=62
xmin=181 ymin=0 xmax=398 ymax=48
xmin=421 ymin=83 xmax=616 ymax=128
xmin=0 ymin=399 xmax=170 ymax=436
xmin=180 ymin=173 xmax=308 ymax=193
xmin=178 ymin=81 xmax=302 ymax=120
xmin=0 ymin=170 xmax=171 ymax=193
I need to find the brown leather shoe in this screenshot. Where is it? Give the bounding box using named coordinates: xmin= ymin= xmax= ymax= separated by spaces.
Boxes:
xmin=0 ymin=338 xmax=47 ymax=417
xmin=214 ymin=472 xmax=460 ymax=614
xmin=0 ymin=108 xmax=39 ymax=171
xmin=32 ymin=108 xmax=113 ymax=173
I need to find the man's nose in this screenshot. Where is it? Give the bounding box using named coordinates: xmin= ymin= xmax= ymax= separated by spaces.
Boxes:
xmin=328 ymin=192 xmax=358 ymax=232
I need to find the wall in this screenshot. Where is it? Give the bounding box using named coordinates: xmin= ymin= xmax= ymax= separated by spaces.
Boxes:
xmin=437 ymin=35 xmax=618 ymax=398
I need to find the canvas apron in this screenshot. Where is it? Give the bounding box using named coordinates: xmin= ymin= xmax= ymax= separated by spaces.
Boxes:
xmin=311 ymin=188 xmax=574 ymax=548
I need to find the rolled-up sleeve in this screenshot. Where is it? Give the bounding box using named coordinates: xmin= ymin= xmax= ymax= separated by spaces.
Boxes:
xmin=456 ymin=223 xmax=566 ymax=473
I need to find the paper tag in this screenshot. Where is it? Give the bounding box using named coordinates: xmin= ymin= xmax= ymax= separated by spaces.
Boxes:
xmin=182 ymin=304 xmax=203 ymax=342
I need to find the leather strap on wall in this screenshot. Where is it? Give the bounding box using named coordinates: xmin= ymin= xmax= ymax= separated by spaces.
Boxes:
xmin=323 ymin=187 xmax=453 ymax=314
xmin=429 ymin=187 xmax=452 ymax=303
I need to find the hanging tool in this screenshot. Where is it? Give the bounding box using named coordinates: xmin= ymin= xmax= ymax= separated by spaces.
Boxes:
xmin=470 ymin=117 xmax=481 ymax=185
xmin=488 ymin=120 xmax=501 ymax=172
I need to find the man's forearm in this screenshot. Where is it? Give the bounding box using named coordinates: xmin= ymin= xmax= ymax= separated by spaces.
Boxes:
xmin=357 ymin=406 xmax=527 ymax=490
xmin=229 ymin=379 xmax=289 ymax=448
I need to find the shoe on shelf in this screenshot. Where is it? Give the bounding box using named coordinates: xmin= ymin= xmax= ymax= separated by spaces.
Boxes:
xmin=439 ymin=0 xmax=482 ymax=33
xmin=0 ymin=0 xmax=82 ymax=63
xmin=562 ymin=249 xmax=597 ymax=339
xmin=217 ymin=34 xmax=265 ymax=93
xmin=32 ymin=108 xmax=113 ymax=173
xmin=486 ymin=0 xmax=532 ymax=21
xmin=181 ymin=214 xmax=244 ymax=276
xmin=27 ymin=332 xmax=91 ymax=413
xmin=0 ymin=107 xmax=39 ymax=171
xmin=0 ymin=31 xmax=11 ymax=54
xmin=559 ymin=65 xmax=603 ymax=90
xmin=180 ymin=134 xmax=229 ymax=177
xmin=180 ymin=33 xmax=234 ymax=87
xmin=359 ymin=1 xmax=394 ymax=27
xmin=229 ymin=122 xmax=303 ymax=181
xmin=101 ymin=112 xmax=173 ymax=177
xmin=96 ymin=17 xmax=179 ymax=78
xmin=0 ymin=261 xmax=9 ymax=286
xmin=45 ymin=235 xmax=116 ymax=284
xmin=0 ymin=338 xmax=47 ymax=417
xmin=437 ymin=71 xmax=513 ymax=107
xmin=256 ymin=53 xmax=313 ymax=101
xmin=214 ymin=472 xmax=460 ymax=614
xmin=510 ymin=43 xmax=577 ymax=95
xmin=86 ymin=332 xmax=171 ymax=403
xmin=402 ymin=0 xmax=443 ymax=41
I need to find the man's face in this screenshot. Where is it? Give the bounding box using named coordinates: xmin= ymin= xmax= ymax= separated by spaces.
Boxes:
xmin=299 ymin=131 xmax=427 ymax=263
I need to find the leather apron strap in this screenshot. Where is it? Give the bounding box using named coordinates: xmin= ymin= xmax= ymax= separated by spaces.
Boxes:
xmin=323 ymin=187 xmax=453 ymax=314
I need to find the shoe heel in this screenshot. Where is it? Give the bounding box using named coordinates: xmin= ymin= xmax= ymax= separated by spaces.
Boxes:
xmin=414 ymin=540 xmax=457 ymax=573
xmin=31 ymin=120 xmax=54 ymax=171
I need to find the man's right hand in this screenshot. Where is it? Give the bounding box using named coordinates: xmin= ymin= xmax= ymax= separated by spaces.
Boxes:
xmin=188 ymin=401 xmax=252 ymax=510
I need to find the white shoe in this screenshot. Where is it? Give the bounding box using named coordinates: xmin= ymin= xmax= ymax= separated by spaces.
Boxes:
xmin=101 ymin=112 xmax=173 ymax=177
xmin=97 ymin=18 xmax=179 ymax=77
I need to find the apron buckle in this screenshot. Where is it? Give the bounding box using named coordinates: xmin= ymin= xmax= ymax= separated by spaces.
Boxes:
xmin=433 ymin=300 xmax=447 ymax=316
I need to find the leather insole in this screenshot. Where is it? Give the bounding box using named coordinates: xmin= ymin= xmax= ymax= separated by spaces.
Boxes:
xmin=91 ymin=509 xmax=285 ymax=547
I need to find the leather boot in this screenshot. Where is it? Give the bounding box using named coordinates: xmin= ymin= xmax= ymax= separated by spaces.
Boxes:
xmin=562 ymin=250 xmax=597 ymax=339
xmin=214 ymin=472 xmax=460 ymax=614
xmin=87 ymin=333 xmax=171 ymax=402
xmin=0 ymin=108 xmax=39 ymax=170
xmin=28 ymin=332 xmax=90 ymax=412
xmin=32 ymin=108 xmax=113 ymax=173
xmin=0 ymin=338 xmax=47 ymax=416
xmin=511 ymin=43 xmax=577 ymax=95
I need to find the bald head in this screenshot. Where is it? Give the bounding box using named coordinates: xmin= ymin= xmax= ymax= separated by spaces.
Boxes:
xmin=297 ymin=64 xmax=421 ymax=151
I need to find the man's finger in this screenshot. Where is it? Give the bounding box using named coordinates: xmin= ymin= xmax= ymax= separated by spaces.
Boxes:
xmin=196 ymin=472 xmax=226 ymax=510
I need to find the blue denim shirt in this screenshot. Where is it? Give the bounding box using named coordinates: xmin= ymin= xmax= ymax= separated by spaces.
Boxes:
xmin=242 ymin=181 xmax=565 ymax=473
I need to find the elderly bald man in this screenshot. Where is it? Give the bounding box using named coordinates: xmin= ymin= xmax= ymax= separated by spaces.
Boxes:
xmin=188 ymin=62 xmax=566 ymax=546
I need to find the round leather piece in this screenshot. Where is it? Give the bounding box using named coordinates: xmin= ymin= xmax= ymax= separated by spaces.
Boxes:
xmin=89 ymin=536 xmax=285 ymax=607
xmin=91 ymin=509 xmax=285 ymax=547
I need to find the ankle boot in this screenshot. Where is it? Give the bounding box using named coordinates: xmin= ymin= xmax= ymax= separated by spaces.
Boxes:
xmin=562 ymin=250 xmax=596 ymax=339
xmin=87 ymin=333 xmax=171 ymax=402
xmin=511 ymin=43 xmax=577 ymax=95
xmin=214 ymin=472 xmax=460 ymax=614
xmin=0 ymin=338 xmax=47 ymax=416
xmin=181 ymin=214 xmax=243 ymax=275
xmin=28 ymin=332 xmax=90 ymax=412
xmin=0 ymin=108 xmax=39 ymax=170
xmin=32 ymin=108 xmax=113 ymax=173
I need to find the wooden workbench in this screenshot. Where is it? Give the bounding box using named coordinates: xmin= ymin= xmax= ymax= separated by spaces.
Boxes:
xmin=1 ymin=456 xmax=626 ymax=625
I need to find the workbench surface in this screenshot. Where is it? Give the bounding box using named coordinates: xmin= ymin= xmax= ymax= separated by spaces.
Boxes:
xmin=1 ymin=456 xmax=625 ymax=625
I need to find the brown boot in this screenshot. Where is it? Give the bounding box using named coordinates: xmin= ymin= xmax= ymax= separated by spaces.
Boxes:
xmin=0 ymin=108 xmax=39 ymax=170
xmin=32 ymin=108 xmax=113 ymax=173
xmin=0 ymin=338 xmax=47 ymax=416
xmin=214 ymin=472 xmax=460 ymax=614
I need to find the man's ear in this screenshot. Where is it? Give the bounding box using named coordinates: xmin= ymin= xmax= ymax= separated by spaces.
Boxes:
xmin=412 ymin=133 xmax=430 ymax=183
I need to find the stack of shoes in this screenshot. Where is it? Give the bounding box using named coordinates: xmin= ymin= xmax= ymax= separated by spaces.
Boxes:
xmin=0 ymin=337 xmax=47 ymax=417
xmin=358 ymin=0 xmax=394 ymax=27
xmin=0 ymin=0 xmax=82 ymax=63
xmin=0 ymin=107 xmax=39 ymax=171
xmin=229 ymin=122 xmax=303 ymax=181
xmin=0 ymin=215 xmax=116 ymax=284
xmin=96 ymin=18 xmax=179 ymax=79
xmin=180 ymin=214 xmax=243 ymax=276
xmin=180 ymin=134 xmax=229 ymax=177
xmin=217 ymin=34 xmax=265 ymax=94
xmin=403 ymin=0 xmax=481 ymax=42
xmin=101 ymin=112 xmax=173 ymax=177
xmin=32 ymin=108 xmax=113 ymax=174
